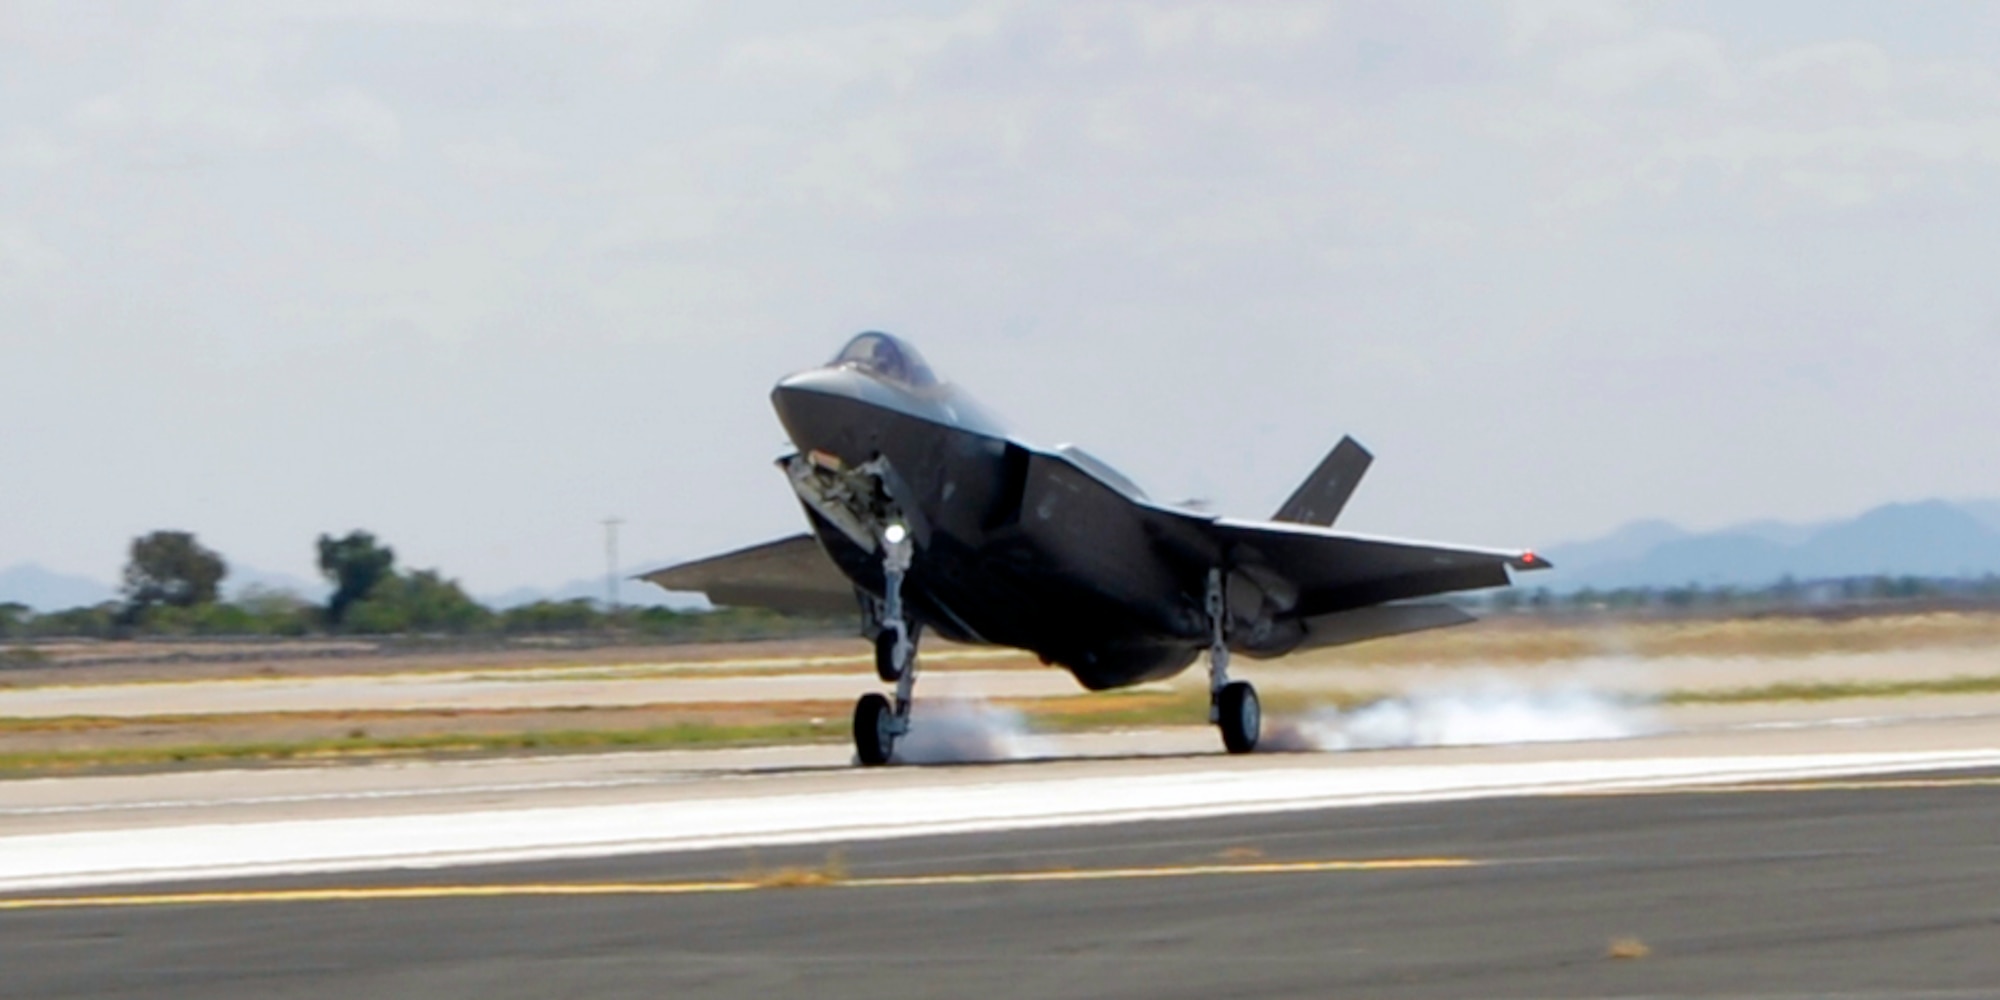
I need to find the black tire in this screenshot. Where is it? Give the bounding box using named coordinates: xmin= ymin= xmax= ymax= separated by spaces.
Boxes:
xmin=853 ymin=692 xmax=896 ymax=766
xmin=874 ymin=630 xmax=903 ymax=682
xmin=1218 ymin=681 xmax=1260 ymax=755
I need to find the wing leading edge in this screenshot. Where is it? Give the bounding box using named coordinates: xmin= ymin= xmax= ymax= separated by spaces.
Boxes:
xmin=638 ymin=534 xmax=857 ymax=615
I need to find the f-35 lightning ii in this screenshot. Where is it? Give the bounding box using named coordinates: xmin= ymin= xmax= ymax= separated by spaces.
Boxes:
xmin=644 ymin=332 xmax=1549 ymax=764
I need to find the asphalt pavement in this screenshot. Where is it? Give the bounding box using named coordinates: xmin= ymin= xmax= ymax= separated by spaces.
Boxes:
xmin=6 ymin=767 xmax=2000 ymax=999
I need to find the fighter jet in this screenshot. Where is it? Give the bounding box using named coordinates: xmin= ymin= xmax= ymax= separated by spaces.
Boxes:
xmin=644 ymin=332 xmax=1549 ymax=764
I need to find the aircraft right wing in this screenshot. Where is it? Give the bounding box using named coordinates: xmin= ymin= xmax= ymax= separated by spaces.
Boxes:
xmin=1212 ymin=519 xmax=1546 ymax=616
xmin=1007 ymin=441 xmax=1548 ymax=643
xmin=638 ymin=534 xmax=858 ymax=615
xmin=1209 ymin=517 xmax=1549 ymax=653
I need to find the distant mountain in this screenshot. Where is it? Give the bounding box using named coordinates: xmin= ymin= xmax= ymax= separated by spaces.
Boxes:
xmin=1541 ymin=519 xmax=1688 ymax=570
xmin=1544 ymin=500 xmax=2000 ymax=590
xmin=1714 ymin=518 xmax=1825 ymax=547
xmin=1962 ymin=499 xmax=2000 ymax=535
xmin=0 ymin=563 xmax=117 ymax=611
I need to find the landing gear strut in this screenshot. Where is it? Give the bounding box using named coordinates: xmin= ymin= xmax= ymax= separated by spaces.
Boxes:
xmin=1207 ymin=569 xmax=1260 ymax=754
xmin=855 ymin=522 xmax=918 ymax=766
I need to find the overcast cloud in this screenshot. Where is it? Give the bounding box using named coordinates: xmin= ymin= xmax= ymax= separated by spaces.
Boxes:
xmin=5 ymin=0 xmax=2000 ymax=593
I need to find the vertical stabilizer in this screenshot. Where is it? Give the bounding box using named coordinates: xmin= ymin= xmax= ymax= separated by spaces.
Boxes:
xmin=1273 ymin=436 xmax=1373 ymax=527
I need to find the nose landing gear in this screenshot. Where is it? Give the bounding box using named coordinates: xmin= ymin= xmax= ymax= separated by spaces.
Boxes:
xmin=782 ymin=453 xmax=928 ymax=767
xmin=855 ymin=521 xmax=918 ymax=766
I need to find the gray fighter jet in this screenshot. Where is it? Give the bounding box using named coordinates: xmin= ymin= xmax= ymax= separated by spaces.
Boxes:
xmin=644 ymin=332 xmax=1549 ymax=764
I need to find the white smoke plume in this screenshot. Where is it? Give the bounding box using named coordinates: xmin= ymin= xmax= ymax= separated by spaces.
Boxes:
xmin=890 ymin=695 xmax=1054 ymax=764
xmin=1261 ymin=678 xmax=1659 ymax=752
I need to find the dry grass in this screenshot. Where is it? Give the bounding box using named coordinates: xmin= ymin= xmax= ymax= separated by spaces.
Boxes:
xmin=0 ymin=700 xmax=855 ymax=747
xmin=0 ymin=636 xmax=1030 ymax=688
xmin=741 ymin=850 xmax=848 ymax=889
xmin=1606 ymin=937 xmax=1652 ymax=960
xmin=1667 ymin=673 xmax=2000 ymax=705
xmin=14 ymin=612 xmax=2000 ymax=694
xmin=0 ymin=721 xmax=849 ymax=774
xmin=1292 ymin=612 xmax=2000 ymax=668
xmin=8 ymin=612 xmax=2000 ymax=776
xmin=0 ymin=692 xmax=1235 ymax=775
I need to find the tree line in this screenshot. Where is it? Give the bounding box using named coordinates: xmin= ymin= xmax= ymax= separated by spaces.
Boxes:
xmin=0 ymin=530 xmax=838 ymax=641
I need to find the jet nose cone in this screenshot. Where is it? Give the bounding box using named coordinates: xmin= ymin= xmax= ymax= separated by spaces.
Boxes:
xmin=771 ymin=367 xmax=869 ymax=455
xmin=773 ymin=366 xmax=856 ymax=399
xmin=772 ymin=367 xmax=850 ymax=421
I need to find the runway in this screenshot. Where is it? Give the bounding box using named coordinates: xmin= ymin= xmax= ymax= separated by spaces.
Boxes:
xmin=7 ymin=695 xmax=2000 ymax=997
xmin=7 ymin=708 xmax=2000 ymax=889
xmin=6 ymin=764 xmax=2000 ymax=998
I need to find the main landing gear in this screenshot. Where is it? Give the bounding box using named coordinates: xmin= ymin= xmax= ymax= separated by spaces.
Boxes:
xmin=1207 ymin=569 xmax=1260 ymax=754
xmin=854 ymin=522 xmax=918 ymax=766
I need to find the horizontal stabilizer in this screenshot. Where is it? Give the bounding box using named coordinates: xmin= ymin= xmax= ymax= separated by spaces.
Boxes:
xmin=1274 ymin=436 xmax=1373 ymax=527
xmin=638 ymin=534 xmax=856 ymax=615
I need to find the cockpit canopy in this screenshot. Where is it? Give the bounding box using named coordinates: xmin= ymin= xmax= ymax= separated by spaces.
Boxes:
xmin=831 ymin=332 xmax=940 ymax=389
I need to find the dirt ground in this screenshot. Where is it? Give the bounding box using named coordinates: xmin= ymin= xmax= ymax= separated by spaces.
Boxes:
xmin=8 ymin=612 xmax=2000 ymax=772
xmin=0 ymin=699 xmax=858 ymax=756
xmin=0 ymin=636 xmax=891 ymax=687
xmin=12 ymin=611 xmax=2000 ymax=687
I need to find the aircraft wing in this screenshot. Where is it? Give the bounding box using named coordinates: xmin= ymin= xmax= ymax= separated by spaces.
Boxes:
xmin=1214 ymin=518 xmax=1548 ymax=616
xmin=637 ymin=534 xmax=858 ymax=614
xmin=1014 ymin=443 xmax=1546 ymax=653
xmin=1206 ymin=518 xmax=1549 ymax=653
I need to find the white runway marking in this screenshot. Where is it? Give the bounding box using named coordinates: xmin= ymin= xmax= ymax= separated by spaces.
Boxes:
xmin=3 ymin=749 xmax=1998 ymax=893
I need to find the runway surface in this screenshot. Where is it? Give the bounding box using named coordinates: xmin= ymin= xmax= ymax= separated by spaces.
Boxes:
xmin=6 ymin=708 xmax=2000 ymax=888
xmin=8 ymin=691 xmax=2000 ymax=998
xmin=6 ymin=764 xmax=2000 ymax=999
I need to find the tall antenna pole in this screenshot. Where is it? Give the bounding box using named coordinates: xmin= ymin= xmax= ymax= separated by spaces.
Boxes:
xmin=602 ymin=517 xmax=624 ymax=616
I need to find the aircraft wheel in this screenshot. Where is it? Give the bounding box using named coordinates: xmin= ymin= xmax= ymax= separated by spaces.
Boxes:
xmin=1217 ymin=681 xmax=1260 ymax=755
xmin=873 ymin=630 xmax=904 ymax=682
xmin=853 ymin=692 xmax=896 ymax=766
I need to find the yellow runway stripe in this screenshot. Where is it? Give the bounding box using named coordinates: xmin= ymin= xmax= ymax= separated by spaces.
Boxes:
xmin=0 ymin=857 xmax=1477 ymax=912
xmin=854 ymin=857 xmax=1476 ymax=889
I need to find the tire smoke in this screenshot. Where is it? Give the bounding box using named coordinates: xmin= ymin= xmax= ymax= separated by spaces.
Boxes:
xmin=1261 ymin=679 xmax=1659 ymax=752
xmin=891 ymin=696 xmax=1054 ymax=764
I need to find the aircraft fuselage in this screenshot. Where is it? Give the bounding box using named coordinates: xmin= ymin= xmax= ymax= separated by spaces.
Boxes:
xmin=772 ymin=362 xmax=1205 ymax=690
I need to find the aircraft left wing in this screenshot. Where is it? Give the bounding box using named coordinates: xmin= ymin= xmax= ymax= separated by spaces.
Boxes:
xmin=638 ymin=534 xmax=857 ymax=614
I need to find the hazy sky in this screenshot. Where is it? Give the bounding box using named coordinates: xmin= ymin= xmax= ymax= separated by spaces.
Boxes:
xmin=5 ymin=1 xmax=2000 ymax=594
